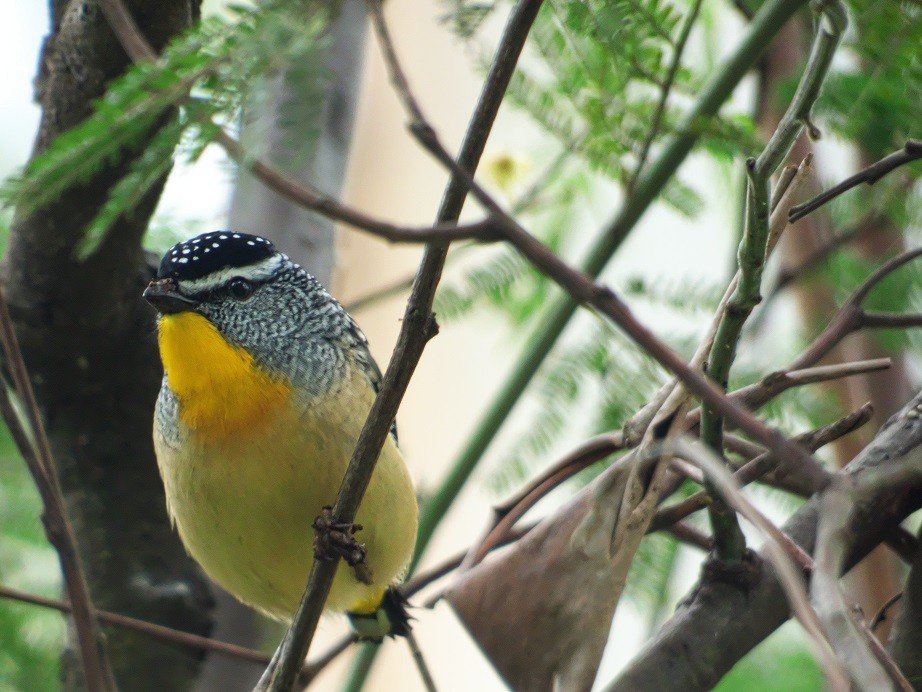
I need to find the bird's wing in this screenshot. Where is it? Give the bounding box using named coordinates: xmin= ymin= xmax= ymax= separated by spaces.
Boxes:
xmin=346 ymin=317 xmax=399 ymax=444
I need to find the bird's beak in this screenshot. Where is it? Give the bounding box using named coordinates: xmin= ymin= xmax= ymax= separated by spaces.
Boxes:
xmin=143 ymin=278 xmax=199 ymax=314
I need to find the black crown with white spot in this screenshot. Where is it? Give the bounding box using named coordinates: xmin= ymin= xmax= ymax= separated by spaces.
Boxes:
xmin=158 ymin=232 xmax=276 ymax=281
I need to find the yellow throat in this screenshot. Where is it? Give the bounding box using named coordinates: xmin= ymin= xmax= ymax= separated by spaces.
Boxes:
xmin=157 ymin=312 xmax=293 ymax=441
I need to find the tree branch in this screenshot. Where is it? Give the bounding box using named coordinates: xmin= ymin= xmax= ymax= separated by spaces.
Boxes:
xmin=789 ymin=140 xmax=922 ymax=223
xmin=606 ymin=391 xmax=922 ymax=691
xmin=700 ymin=0 xmax=846 ymax=563
xmin=259 ymin=1 xmax=547 ymax=689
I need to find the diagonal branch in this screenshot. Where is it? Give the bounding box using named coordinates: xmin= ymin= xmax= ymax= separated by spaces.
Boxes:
xmin=789 ymin=140 xmax=922 ymax=223
xmin=97 ymin=0 xmax=505 ymax=246
xmin=259 ymin=1 xmax=547 ymax=689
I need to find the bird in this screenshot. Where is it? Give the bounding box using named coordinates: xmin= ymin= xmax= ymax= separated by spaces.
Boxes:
xmin=143 ymin=231 xmax=418 ymax=637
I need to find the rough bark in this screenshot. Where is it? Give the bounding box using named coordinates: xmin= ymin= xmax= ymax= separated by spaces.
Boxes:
xmin=605 ymin=391 xmax=922 ymax=690
xmin=5 ymin=1 xmax=211 ymax=689
xmin=887 ymin=523 xmax=922 ymax=687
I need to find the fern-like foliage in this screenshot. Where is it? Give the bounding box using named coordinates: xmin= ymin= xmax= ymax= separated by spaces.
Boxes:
xmin=488 ymin=322 xmax=667 ymax=494
xmin=446 ymin=0 xmax=760 ymax=216
xmin=2 ymin=0 xmax=334 ymax=258
xmin=819 ymin=1 xmax=922 ymax=159
xmin=435 ymin=159 xmax=594 ymax=324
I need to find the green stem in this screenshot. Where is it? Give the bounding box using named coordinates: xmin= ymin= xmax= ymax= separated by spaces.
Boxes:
xmin=701 ymin=0 xmax=847 ymax=564
xmin=344 ymin=644 xmax=379 ymax=692
xmin=411 ymin=0 xmax=818 ymax=573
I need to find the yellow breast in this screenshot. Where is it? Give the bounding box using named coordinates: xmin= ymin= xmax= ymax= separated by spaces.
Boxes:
xmin=157 ymin=312 xmax=293 ymax=442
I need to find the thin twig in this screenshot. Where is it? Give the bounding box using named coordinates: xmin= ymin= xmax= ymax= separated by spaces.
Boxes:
xmin=0 ymin=289 xmax=116 ymax=690
xmin=715 ymin=358 xmax=891 ymax=421
xmin=790 ymin=247 xmax=922 ymax=370
xmin=98 ymin=0 xmax=505 ymax=247
xmin=628 ymin=0 xmax=704 ymax=192
xmin=870 ymin=592 xmax=904 ymax=633
xmin=405 ymin=630 xmax=438 ymax=692
xmin=463 ymin=433 xmax=623 ymax=568
xmin=666 ymin=522 xmax=713 ymax=552
xmin=789 ymin=140 xmax=922 ymax=222
xmin=0 ymin=583 xmax=273 ymax=667
xmin=216 ymin=131 xmax=503 ymax=244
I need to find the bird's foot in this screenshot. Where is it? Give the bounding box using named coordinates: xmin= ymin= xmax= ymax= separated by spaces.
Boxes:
xmin=313 ymin=506 xmax=367 ymax=569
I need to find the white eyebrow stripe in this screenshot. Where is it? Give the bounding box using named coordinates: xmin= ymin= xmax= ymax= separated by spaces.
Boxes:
xmin=178 ymin=254 xmax=283 ymax=293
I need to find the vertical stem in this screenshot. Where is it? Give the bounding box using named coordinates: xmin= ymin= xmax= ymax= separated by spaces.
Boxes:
xmin=700 ymin=0 xmax=847 ymax=563
xmin=0 ymin=290 xmax=116 ymax=691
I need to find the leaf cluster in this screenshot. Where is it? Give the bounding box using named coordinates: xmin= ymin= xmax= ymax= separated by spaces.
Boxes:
xmin=819 ymin=1 xmax=922 ymax=159
xmin=446 ymin=0 xmax=761 ymax=214
xmin=2 ymin=0 xmax=334 ymax=258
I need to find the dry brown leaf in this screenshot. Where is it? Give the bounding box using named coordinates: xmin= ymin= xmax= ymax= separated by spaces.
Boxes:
xmin=445 ymin=451 xmax=671 ymax=691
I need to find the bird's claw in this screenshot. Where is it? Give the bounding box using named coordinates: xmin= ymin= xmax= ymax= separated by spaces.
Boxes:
xmin=313 ymin=506 xmax=368 ymax=568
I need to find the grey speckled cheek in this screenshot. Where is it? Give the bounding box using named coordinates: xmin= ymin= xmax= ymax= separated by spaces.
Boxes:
xmin=195 ymin=262 xmax=370 ymax=397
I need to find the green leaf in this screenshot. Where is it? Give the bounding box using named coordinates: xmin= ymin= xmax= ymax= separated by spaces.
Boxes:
xmin=715 ymin=622 xmax=824 ymax=691
xmin=2 ymin=0 xmax=334 ymax=256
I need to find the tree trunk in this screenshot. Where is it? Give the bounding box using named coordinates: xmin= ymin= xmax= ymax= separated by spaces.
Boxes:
xmin=5 ymin=2 xmax=212 ymax=689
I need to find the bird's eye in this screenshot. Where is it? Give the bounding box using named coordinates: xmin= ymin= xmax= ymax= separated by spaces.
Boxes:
xmin=228 ymin=277 xmax=254 ymax=300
